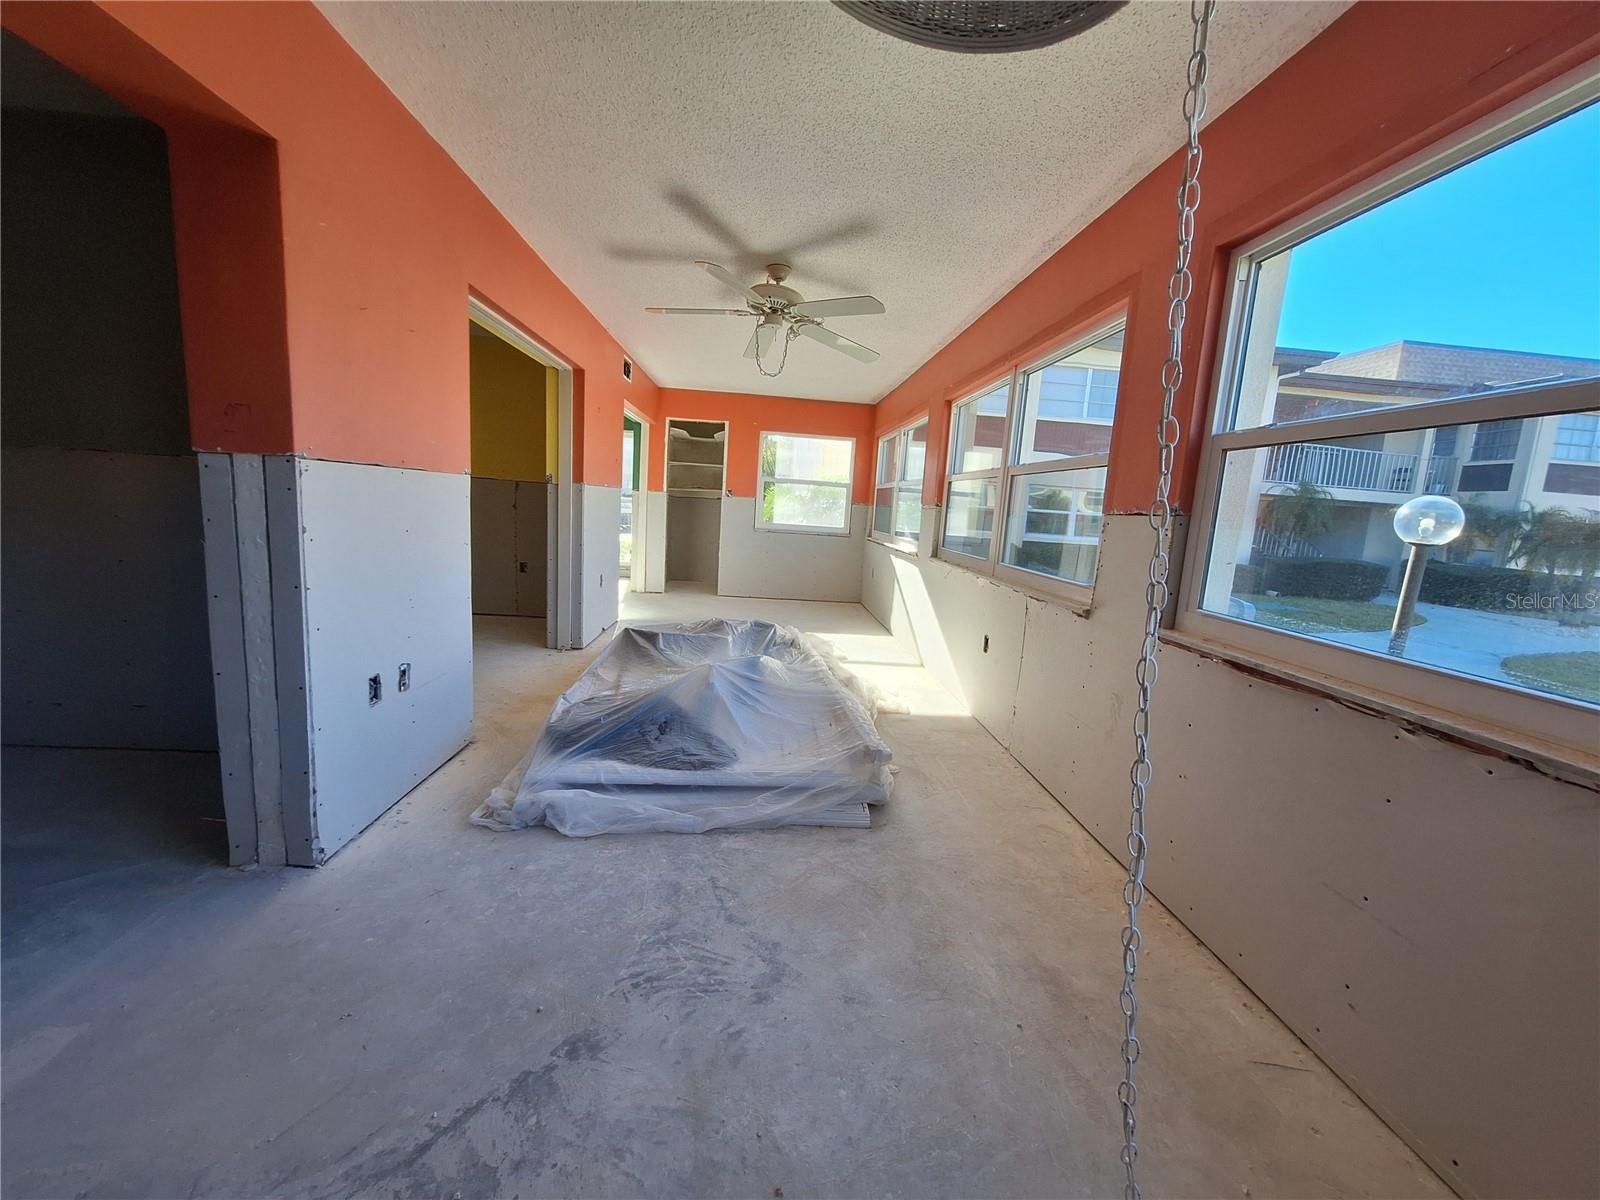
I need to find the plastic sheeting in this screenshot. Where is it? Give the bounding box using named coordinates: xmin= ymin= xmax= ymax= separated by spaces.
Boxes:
xmin=472 ymin=618 xmax=893 ymax=836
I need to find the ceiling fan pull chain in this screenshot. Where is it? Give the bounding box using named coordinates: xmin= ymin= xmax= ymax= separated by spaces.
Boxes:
xmin=1118 ymin=3 xmax=1214 ymax=1198
xmin=754 ymin=323 xmax=801 ymax=378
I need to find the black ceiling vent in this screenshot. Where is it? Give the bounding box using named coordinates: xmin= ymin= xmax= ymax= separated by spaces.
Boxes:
xmin=835 ymin=1 xmax=1124 ymax=53
xmin=622 ymin=358 xmax=633 ymax=381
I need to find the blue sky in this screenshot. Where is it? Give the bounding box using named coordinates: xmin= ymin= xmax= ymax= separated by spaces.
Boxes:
xmin=1275 ymin=101 xmax=1600 ymax=360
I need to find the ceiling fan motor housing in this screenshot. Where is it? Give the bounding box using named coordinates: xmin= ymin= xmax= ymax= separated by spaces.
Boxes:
xmin=752 ymin=283 xmax=803 ymax=310
xmin=835 ymin=1 xmax=1125 ymax=53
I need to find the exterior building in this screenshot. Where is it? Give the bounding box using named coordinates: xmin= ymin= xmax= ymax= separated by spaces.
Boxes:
xmin=1240 ymin=340 xmax=1600 ymax=580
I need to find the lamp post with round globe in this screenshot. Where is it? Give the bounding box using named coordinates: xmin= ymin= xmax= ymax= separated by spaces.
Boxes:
xmin=1388 ymin=495 xmax=1466 ymax=656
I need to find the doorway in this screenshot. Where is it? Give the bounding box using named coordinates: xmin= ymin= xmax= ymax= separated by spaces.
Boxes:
xmin=466 ymin=297 xmax=579 ymax=649
xmin=1 ymin=31 xmax=228 ymax=895
xmin=468 ymin=318 xmax=552 ymax=638
xmin=665 ymin=417 xmax=727 ymax=592
xmin=620 ymin=413 xmax=643 ymax=593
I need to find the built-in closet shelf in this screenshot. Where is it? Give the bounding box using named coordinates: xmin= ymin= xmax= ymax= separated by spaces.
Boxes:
xmin=665 ymin=416 xmax=728 ymax=496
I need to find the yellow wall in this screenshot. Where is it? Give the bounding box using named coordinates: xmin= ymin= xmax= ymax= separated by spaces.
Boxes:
xmin=543 ymin=363 xmax=558 ymax=479
xmin=469 ymin=327 xmax=549 ymax=481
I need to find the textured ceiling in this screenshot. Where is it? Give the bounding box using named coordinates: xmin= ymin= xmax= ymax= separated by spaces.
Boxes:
xmin=318 ymin=0 xmax=1348 ymax=404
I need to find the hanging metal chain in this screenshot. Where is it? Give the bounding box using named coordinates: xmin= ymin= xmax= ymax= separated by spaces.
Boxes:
xmin=754 ymin=322 xmax=801 ymax=378
xmin=1119 ymin=2 xmax=1215 ymax=1197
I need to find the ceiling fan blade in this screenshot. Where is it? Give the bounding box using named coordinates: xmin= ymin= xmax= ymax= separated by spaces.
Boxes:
xmin=645 ymin=307 xmax=750 ymax=315
xmin=755 ymin=321 xmax=779 ymax=360
xmin=796 ymin=322 xmax=879 ymax=364
xmin=787 ymin=295 xmax=886 ymax=319
xmin=697 ymin=260 xmax=765 ymax=306
xmin=743 ymin=325 xmax=760 ymax=359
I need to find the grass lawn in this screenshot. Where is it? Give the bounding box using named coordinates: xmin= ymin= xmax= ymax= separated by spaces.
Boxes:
xmin=1241 ymin=594 xmax=1425 ymax=634
xmin=1501 ymin=651 xmax=1600 ymax=704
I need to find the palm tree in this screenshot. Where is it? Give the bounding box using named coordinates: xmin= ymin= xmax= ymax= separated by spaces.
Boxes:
xmin=1510 ymin=507 xmax=1600 ymax=625
xmin=1510 ymin=507 xmax=1575 ymax=579
xmin=1448 ymin=497 xmax=1525 ymax=564
xmin=1260 ymin=481 xmax=1334 ymax=551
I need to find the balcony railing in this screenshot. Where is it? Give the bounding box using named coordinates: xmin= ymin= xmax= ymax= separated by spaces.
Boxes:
xmin=1263 ymin=443 xmax=1457 ymax=495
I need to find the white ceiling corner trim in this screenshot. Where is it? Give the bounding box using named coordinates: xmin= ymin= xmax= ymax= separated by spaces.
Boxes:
xmin=318 ymin=0 xmax=1350 ymax=405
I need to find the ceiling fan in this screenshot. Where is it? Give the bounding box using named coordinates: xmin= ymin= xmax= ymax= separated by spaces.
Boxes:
xmin=646 ymin=261 xmax=885 ymax=373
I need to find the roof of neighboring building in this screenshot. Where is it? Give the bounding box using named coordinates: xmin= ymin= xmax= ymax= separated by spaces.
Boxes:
xmin=1276 ymin=371 xmax=1457 ymax=399
xmin=1301 ymin=340 xmax=1600 ymax=390
xmin=1272 ymin=347 xmax=1338 ymax=372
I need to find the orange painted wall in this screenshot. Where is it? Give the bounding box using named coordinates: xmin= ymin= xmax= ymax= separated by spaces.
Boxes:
xmin=874 ymin=1 xmax=1600 ymax=515
xmin=650 ymin=389 xmax=877 ymax=505
xmin=2 ymin=1 xmax=658 ymax=485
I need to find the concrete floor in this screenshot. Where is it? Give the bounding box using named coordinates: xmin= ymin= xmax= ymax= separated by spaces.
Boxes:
xmin=1 ymin=589 xmax=1449 ymax=1199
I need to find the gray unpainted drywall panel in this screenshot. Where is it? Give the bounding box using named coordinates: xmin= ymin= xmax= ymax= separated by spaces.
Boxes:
xmin=1 ymin=446 xmax=217 ymax=750
xmin=293 ymin=458 xmax=473 ymax=860
xmin=861 ymin=511 xmax=1599 ymax=1199
xmin=641 ymin=490 xmax=668 ymax=593
xmin=576 ymin=482 xmax=620 ymax=647
xmin=470 ymin=477 xmax=518 ymax=615
xmin=514 ymin=481 xmax=548 ymax=617
xmin=264 ymin=455 xmax=317 ymax=867
xmin=667 ymin=494 xmax=721 ymax=584
xmin=472 ymin=478 xmax=549 ymax=618
xmin=232 ymin=456 xmax=287 ymax=867
xmin=716 ymin=498 xmax=868 ymax=602
xmin=198 ymin=454 xmax=259 ymax=865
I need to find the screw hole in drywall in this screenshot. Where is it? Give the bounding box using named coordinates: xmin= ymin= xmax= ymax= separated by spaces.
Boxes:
xmin=982 ymin=635 xmax=990 ymax=653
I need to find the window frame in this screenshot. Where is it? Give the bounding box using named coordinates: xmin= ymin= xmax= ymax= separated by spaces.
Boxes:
xmin=754 ymin=430 xmax=856 ymax=537
xmin=871 ymin=416 xmax=929 ymax=552
xmin=1552 ymin=411 xmax=1600 ymax=464
xmin=1178 ymin=69 xmax=1600 ymax=759
xmin=938 ymin=316 xmax=1125 ymax=607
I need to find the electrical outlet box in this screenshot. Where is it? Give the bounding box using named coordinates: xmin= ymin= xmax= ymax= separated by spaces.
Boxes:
xmin=397 ymin=663 xmax=411 ymax=693
xmin=368 ymin=674 xmax=382 ymax=705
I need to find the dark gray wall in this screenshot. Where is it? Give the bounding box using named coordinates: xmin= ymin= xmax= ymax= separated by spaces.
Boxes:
xmin=2 ymin=80 xmax=215 ymax=750
xmin=2 ymin=109 xmax=190 ymax=454
xmin=2 ymin=448 xmax=216 ymax=748
xmin=667 ymin=495 xmax=721 ymax=585
xmin=470 ymin=477 xmax=548 ymax=618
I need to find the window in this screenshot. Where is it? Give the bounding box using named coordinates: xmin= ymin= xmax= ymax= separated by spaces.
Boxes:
xmin=1003 ymin=468 xmax=1106 ymax=583
xmin=1553 ymin=411 xmax=1600 ymax=462
xmin=873 ymin=419 xmax=928 ymax=548
xmin=940 ymin=321 xmax=1125 ymax=600
xmin=1470 ymin=419 xmax=1523 ymax=462
xmin=950 ymin=382 xmax=1008 ymax=473
xmin=1185 ymin=82 xmax=1600 ymax=755
xmin=757 ymin=432 xmax=854 ymax=534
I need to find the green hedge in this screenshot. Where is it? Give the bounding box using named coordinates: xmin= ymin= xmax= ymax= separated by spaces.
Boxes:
xmin=1257 ymin=556 xmax=1389 ymax=601
xmin=1419 ymin=561 xmax=1586 ymax=611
